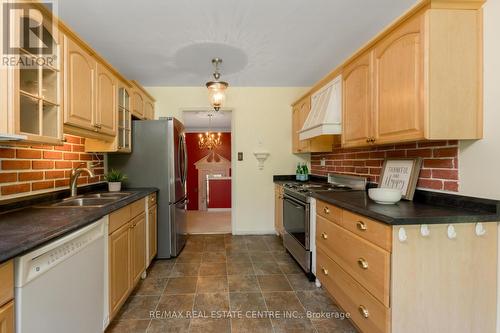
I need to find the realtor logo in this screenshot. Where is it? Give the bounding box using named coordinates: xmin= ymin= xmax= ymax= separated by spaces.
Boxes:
xmin=2 ymin=1 xmax=58 ymax=67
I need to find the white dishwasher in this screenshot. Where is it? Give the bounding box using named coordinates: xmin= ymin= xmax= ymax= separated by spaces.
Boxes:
xmin=15 ymin=218 xmax=108 ymax=333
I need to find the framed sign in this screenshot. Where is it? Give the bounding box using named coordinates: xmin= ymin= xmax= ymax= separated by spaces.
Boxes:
xmin=379 ymin=158 xmax=422 ymax=200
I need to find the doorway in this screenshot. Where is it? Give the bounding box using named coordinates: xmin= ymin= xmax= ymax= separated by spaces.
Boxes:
xmin=182 ymin=109 xmax=232 ymax=234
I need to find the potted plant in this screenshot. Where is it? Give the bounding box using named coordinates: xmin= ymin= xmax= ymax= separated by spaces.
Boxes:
xmin=104 ymin=169 xmax=127 ymax=192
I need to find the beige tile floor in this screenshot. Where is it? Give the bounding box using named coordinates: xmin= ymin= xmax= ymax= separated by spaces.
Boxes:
xmin=186 ymin=210 xmax=232 ymax=234
xmin=106 ymin=234 xmax=358 ymax=333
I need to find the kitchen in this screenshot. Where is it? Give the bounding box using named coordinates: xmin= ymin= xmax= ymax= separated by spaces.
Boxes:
xmin=0 ymin=0 xmax=499 ymax=333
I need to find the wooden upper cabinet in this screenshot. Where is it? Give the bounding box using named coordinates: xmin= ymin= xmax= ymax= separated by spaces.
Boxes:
xmin=96 ymin=63 xmax=117 ymax=136
xmin=144 ymin=99 xmax=155 ymax=120
xmin=64 ymin=36 xmax=95 ymax=131
xmin=131 ymin=88 xmax=144 ymax=119
xmin=296 ymin=98 xmax=311 ymax=152
xmin=342 ymin=52 xmax=373 ymax=148
xmin=373 ymin=15 xmax=424 ymax=145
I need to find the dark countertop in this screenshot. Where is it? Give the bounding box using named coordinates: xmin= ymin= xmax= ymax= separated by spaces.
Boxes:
xmin=274 ymin=175 xmax=500 ymax=225
xmin=0 ymin=187 xmax=157 ymax=263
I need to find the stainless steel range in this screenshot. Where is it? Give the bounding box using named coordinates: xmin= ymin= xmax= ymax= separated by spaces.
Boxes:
xmin=282 ymin=174 xmax=366 ymax=280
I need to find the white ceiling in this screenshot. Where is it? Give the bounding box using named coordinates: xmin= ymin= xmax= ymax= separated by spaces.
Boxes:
xmin=182 ymin=110 xmax=232 ymax=132
xmin=55 ymin=0 xmax=418 ymax=87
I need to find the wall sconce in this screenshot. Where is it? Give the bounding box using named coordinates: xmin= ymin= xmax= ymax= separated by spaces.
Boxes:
xmin=253 ymin=152 xmax=270 ymax=170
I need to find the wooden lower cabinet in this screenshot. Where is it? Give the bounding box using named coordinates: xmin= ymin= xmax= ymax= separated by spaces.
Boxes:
xmin=274 ymin=185 xmax=284 ymax=235
xmin=0 ymin=301 xmax=14 ymax=333
xmin=148 ymin=204 xmax=158 ymax=264
xmin=0 ymin=260 xmax=14 ymax=333
xmin=109 ymin=222 xmax=131 ymax=318
xmin=131 ymin=213 xmax=147 ymax=285
xmin=315 ymin=199 xmax=498 ymax=333
xmin=108 ymin=198 xmax=150 ymax=320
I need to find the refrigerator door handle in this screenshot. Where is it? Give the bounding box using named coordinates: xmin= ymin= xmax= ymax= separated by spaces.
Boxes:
xmin=182 ymin=135 xmax=188 ymax=187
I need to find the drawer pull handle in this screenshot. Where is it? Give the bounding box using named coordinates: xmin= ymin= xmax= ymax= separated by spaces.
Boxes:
xmin=323 ymin=207 xmax=330 ymax=214
xmin=356 ymin=221 xmax=367 ymax=231
xmin=321 ymin=233 xmax=328 ymax=240
xmin=358 ymin=305 xmax=370 ymax=318
xmin=321 ymin=267 xmax=329 ymax=275
xmin=357 ymin=258 xmax=369 ymax=270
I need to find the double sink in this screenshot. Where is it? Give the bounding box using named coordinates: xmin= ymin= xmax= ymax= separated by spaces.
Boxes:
xmin=41 ymin=192 xmax=132 ymax=208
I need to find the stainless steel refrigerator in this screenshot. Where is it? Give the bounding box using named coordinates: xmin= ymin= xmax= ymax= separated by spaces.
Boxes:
xmin=108 ymin=117 xmax=188 ymax=258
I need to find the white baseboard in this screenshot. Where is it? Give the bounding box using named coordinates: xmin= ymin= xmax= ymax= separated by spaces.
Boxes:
xmin=207 ymin=208 xmax=231 ymax=212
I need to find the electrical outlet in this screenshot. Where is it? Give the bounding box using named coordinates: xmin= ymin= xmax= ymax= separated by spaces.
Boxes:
xmin=320 ymin=158 xmax=326 ymax=167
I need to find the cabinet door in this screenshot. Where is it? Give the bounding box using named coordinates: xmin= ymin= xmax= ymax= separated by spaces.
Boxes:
xmin=298 ymin=98 xmax=311 ymax=152
xmin=292 ymin=105 xmax=301 ymax=153
xmin=0 ymin=301 xmax=14 ymax=333
xmin=373 ymin=16 xmax=424 ymax=144
xmin=144 ymin=100 xmax=154 ymax=120
xmin=109 ymin=223 xmax=131 ymax=318
xmin=274 ymin=186 xmax=283 ymax=235
xmin=132 ymin=91 xmax=144 ymax=118
xmin=64 ymin=37 xmax=96 ymax=131
xmin=148 ymin=205 xmax=157 ymax=263
xmin=131 ymin=212 xmax=147 ymax=285
xmin=342 ymin=52 xmax=373 ymax=148
xmin=96 ymin=63 xmax=116 ymax=136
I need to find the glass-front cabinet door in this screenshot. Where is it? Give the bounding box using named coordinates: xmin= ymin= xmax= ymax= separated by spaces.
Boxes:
xmin=11 ymin=4 xmax=64 ymax=144
xmin=117 ymin=87 xmax=131 ymax=152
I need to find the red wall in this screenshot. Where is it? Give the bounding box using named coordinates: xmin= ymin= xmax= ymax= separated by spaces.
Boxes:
xmin=185 ymin=132 xmax=231 ymax=210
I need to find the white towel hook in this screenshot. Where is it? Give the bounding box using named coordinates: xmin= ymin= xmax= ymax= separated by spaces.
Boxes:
xmin=475 ymin=223 xmax=486 ymax=237
xmin=398 ymin=227 xmax=407 ymax=242
xmin=447 ymin=224 xmax=457 ymax=240
xmin=420 ymin=224 xmax=430 ymax=237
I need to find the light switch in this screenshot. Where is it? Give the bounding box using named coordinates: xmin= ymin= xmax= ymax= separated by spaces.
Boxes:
xmin=238 ymin=152 xmax=243 ymax=161
xmin=320 ymin=158 xmax=326 ymax=167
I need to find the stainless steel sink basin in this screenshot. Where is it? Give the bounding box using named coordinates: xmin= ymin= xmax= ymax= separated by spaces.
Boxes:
xmin=83 ymin=192 xmax=131 ymax=199
xmin=50 ymin=198 xmax=117 ymax=207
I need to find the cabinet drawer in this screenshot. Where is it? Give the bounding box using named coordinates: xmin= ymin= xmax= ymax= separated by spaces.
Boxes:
xmin=0 ymin=300 xmax=14 ymax=333
xmin=0 ymin=261 xmax=13 ymax=307
xmin=130 ymin=199 xmax=145 ymax=219
xmin=317 ymin=216 xmax=390 ymax=306
xmin=109 ymin=205 xmax=131 ymax=234
xmin=317 ymin=200 xmax=342 ymax=224
xmin=342 ymin=210 xmax=392 ymax=251
xmin=148 ymin=193 xmax=157 ymax=207
xmin=317 ymin=247 xmax=389 ymax=333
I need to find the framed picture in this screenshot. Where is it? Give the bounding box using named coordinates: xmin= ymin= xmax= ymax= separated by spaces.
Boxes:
xmin=379 ymin=158 xmax=423 ymax=200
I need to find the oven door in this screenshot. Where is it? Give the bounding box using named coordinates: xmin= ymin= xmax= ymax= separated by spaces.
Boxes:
xmin=283 ymin=194 xmax=310 ymax=250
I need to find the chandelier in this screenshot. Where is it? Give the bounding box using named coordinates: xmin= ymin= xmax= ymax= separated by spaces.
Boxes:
xmin=198 ymin=113 xmax=222 ymax=150
xmin=206 ymin=58 xmax=228 ymax=111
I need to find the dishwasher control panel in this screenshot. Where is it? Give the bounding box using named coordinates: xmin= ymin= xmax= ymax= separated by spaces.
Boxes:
xmin=15 ymin=219 xmax=105 ymax=287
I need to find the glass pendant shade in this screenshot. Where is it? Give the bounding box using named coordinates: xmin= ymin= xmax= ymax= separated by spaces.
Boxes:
xmin=206 ymin=81 xmax=228 ymax=111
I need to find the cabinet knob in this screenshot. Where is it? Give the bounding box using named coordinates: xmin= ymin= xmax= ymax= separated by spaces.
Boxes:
xmin=356 ymin=221 xmax=367 ymax=231
xmin=366 ymin=138 xmax=370 ymax=143
xmin=358 ymin=305 xmax=370 ymax=318
xmin=321 ymin=267 xmax=329 ymax=275
xmin=357 ymin=258 xmax=369 ymax=270
xmin=321 ymin=232 xmax=328 ymax=240
xmin=323 ymin=207 xmax=330 ymax=214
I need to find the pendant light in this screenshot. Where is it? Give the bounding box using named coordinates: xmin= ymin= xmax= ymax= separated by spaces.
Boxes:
xmin=206 ymin=58 xmax=228 ymax=111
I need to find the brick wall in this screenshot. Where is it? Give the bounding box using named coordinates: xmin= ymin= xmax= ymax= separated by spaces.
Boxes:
xmin=311 ymin=140 xmax=459 ymax=192
xmin=0 ymin=135 xmax=105 ymax=198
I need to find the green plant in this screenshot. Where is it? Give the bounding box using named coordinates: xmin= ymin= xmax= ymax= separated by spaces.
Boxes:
xmin=104 ymin=169 xmax=127 ymax=183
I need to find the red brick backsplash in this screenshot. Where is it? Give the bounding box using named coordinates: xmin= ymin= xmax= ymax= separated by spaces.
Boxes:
xmin=311 ymin=140 xmax=459 ymax=192
xmin=0 ymin=135 xmax=105 ymax=198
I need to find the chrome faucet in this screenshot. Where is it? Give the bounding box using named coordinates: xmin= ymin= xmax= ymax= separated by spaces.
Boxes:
xmin=69 ymin=163 xmax=96 ymax=197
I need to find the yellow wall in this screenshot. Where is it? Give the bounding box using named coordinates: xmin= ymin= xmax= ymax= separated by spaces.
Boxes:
xmin=146 ymin=86 xmax=309 ymax=234
xmin=459 ymin=0 xmax=500 ymax=200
